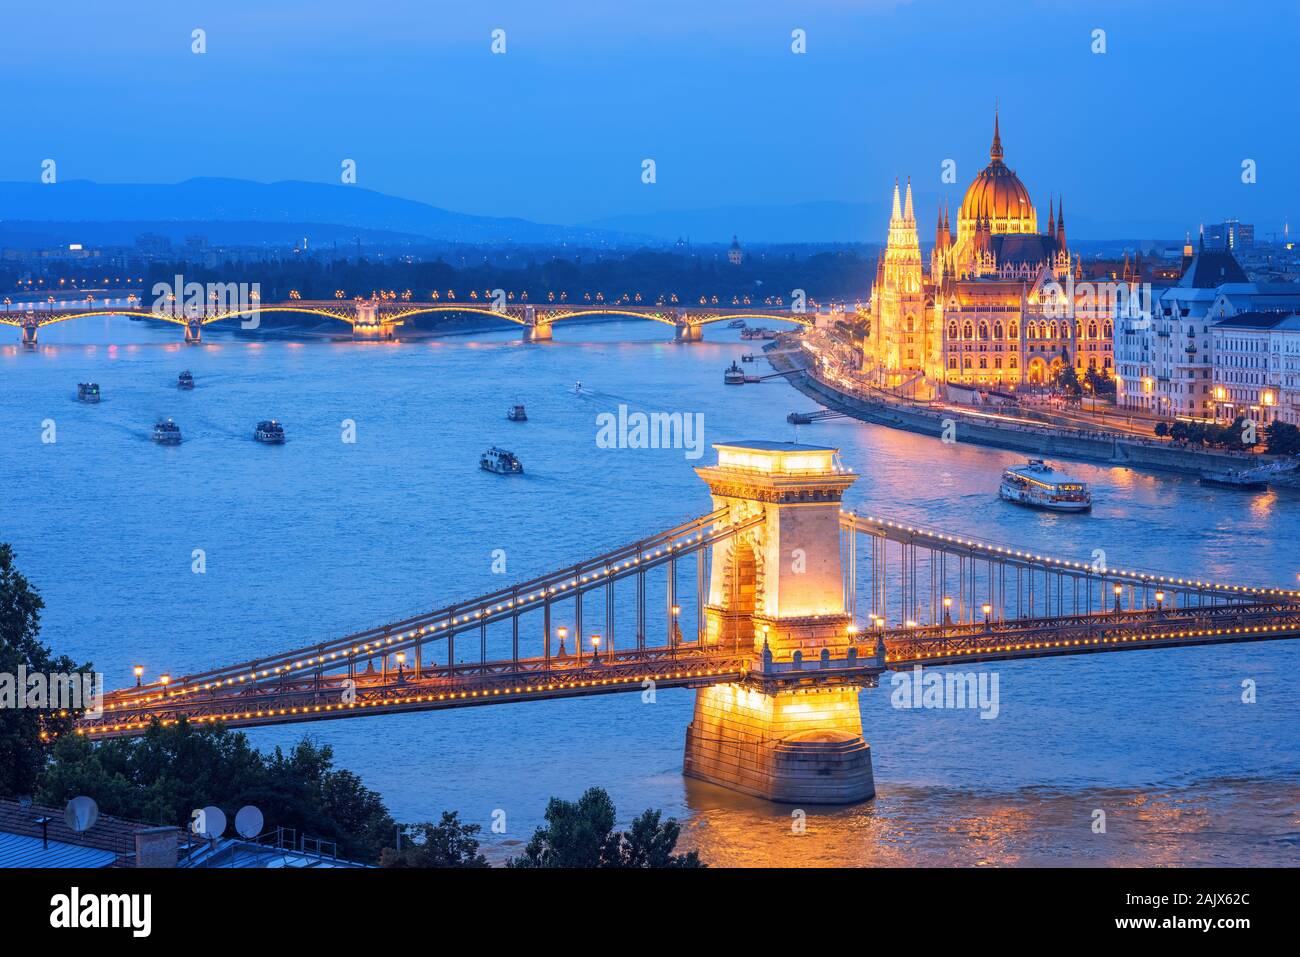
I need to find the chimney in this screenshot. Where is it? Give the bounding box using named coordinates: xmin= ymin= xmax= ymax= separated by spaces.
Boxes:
xmin=135 ymin=826 xmax=178 ymax=868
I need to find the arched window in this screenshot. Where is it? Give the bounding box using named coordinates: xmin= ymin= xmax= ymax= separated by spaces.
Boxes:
xmin=979 ymin=356 xmax=988 ymax=369
xmin=1103 ymin=321 xmax=1113 ymax=338
xmin=1008 ymin=321 xmax=1019 ymax=339
xmin=963 ymin=321 xmax=974 ymax=340
xmin=994 ymin=322 xmax=1004 ymax=340
xmin=1049 ymin=321 xmax=1058 ymax=340
xmin=979 ymin=321 xmax=990 ymax=340
xmin=1027 ymin=323 xmax=1037 ymax=340
xmin=906 ymin=316 xmax=915 ymax=333
xmin=994 ymin=356 xmax=1003 ymax=369
xmin=962 ymin=355 xmax=972 ymax=369
xmin=1062 ymin=322 xmax=1071 ymax=338
xmin=1088 ymin=321 xmax=1098 ymax=340
xmin=948 ymin=321 xmax=958 ymax=340
xmin=948 ymin=356 xmax=957 ymax=370
xmin=1009 ymin=356 xmax=1018 ymax=369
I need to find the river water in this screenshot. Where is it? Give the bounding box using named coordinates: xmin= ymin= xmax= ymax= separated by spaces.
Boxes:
xmin=3 ymin=317 xmax=1297 ymax=866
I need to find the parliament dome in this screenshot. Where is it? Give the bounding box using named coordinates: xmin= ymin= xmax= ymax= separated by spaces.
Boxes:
xmin=959 ymin=114 xmax=1036 ymax=233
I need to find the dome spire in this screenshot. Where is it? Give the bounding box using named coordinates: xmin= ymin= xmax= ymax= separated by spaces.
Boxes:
xmin=990 ymin=106 xmax=1004 ymax=162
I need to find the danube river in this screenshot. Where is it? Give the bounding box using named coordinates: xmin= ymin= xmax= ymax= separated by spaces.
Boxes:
xmin=4 ymin=317 xmax=1297 ymax=866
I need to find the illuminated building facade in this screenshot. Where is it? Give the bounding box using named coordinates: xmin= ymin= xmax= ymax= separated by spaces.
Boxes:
xmin=864 ymin=114 xmax=1114 ymax=393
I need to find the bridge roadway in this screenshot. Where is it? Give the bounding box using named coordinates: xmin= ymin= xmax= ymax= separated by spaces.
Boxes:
xmin=76 ymin=600 xmax=1300 ymax=739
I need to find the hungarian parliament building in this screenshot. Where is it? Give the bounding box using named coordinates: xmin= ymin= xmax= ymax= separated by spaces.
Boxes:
xmin=861 ymin=115 xmax=1114 ymax=397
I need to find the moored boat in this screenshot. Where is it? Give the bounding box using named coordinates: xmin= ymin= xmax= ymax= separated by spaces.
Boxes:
xmin=724 ymin=361 xmax=746 ymax=385
xmin=999 ymin=459 xmax=1091 ymax=512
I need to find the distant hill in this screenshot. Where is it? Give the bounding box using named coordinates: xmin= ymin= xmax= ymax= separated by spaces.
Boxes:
xmin=0 ymin=178 xmax=640 ymax=246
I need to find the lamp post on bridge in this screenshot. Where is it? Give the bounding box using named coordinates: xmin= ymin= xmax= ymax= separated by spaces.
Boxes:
xmin=1113 ymin=583 xmax=1123 ymax=614
xmin=591 ymin=634 xmax=601 ymax=663
xmin=395 ymin=651 xmax=406 ymax=683
xmin=133 ymin=665 xmax=144 ymax=688
xmin=557 ymin=626 xmax=569 ymax=662
xmin=942 ymin=596 xmax=953 ymax=628
xmin=1155 ymin=590 xmax=1165 ymax=617
xmin=982 ymin=603 xmax=992 ymax=631
xmin=671 ymin=605 xmax=682 ymax=655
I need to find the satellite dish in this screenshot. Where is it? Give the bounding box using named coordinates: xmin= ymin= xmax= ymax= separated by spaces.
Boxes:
xmin=194 ymin=805 xmax=226 ymax=840
xmin=64 ymin=796 xmax=99 ymax=833
xmin=234 ymin=805 xmax=264 ymax=840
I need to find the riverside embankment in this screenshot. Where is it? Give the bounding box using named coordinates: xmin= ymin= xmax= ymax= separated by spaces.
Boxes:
xmin=768 ymin=338 xmax=1300 ymax=489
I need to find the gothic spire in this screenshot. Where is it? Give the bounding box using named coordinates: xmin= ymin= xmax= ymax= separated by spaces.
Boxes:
xmin=891 ymin=178 xmax=902 ymax=221
xmin=903 ymin=177 xmax=914 ymax=221
xmin=990 ymin=108 xmax=1004 ymax=162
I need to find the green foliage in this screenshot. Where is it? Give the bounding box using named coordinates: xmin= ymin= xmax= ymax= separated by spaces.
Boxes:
xmin=380 ymin=812 xmax=488 ymax=868
xmin=1164 ymin=416 xmax=1257 ymax=450
xmin=38 ymin=721 xmax=396 ymax=864
xmin=508 ymin=786 xmax=702 ymax=868
xmin=1265 ymin=420 xmax=1300 ymax=456
xmin=1084 ymin=367 xmax=1116 ymax=397
xmin=0 ymin=544 xmax=90 ymax=798
xmin=1153 ymin=421 xmax=1169 ymax=438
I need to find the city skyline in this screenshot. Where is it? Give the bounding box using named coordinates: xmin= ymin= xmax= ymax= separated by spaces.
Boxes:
xmin=3 ymin=0 xmax=1296 ymax=238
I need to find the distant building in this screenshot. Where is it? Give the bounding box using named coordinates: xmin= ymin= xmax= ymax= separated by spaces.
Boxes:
xmin=134 ymin=233 xmax=171 ymax=254
xmin=1205 ymin=220 xmax=1254 ymax=251
xmin=728 ymin=235 xmax=743 ymax=265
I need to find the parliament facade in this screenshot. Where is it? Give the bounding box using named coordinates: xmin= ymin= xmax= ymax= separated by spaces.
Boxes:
xmin=862 ymin=115 xmax=1114 ymax=395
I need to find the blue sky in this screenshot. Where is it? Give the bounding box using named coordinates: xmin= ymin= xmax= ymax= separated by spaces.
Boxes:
xmin=5 ymin=0 xmax=1297 ymax=237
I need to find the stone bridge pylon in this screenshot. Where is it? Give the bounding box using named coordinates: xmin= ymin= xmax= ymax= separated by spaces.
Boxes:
xmin=684 ymin=441 xmax=878 ymax=804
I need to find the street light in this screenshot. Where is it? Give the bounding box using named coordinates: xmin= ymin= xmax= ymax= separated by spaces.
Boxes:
xmin=133 ymin=665 xmax=144 ymax=687
xmin=671 ymin=605 xmax=682 ymax=648
xmin=1155 ymin=590 xmax=1165 ymax=614
xmin=395 ymin=651 xmax=406 ymax=681
xmin=1113 ymin=583 xmax=1123 ymax=613
xmin=942 ymin=596 xmax=953 ymax=625
xmin=981 ymin=603 xmax=992 ymax=630
xmin=591 ymin=634 xmax=601 ymax=662
xmin=159 ymin=674 xmax=171 ymax=689
xmin=557 ymin=626 xmax=569 ymax=658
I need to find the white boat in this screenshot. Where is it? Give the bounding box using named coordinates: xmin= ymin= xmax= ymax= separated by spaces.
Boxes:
xmin=480 ymin=447 xmax=523 ymax=474
xmin=254 ymin=420 xmax=286 ymax=444
xmin=724 ymin=361 xmax=746 ymax=385
xmin=507 ymin=404 xmax=527 ymax=422
xmin=77 ymin=383 xmax=101 ymax=403
xmin=728 ymin=319 xmax=746 ymax=329
xmin=999 ymin=459 xmax=1091 ymax=512
xmin=152 ymin=419 xmax=183 ymax=445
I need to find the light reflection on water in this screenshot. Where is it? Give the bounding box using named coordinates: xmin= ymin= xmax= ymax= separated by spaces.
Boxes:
xmin=3 ymin=317 xmax=1298 ymax=866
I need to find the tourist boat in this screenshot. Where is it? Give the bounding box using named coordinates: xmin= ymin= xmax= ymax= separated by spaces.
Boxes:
xmin=480 ymin=447 xmax=523 ymax=474
xmin=740 ymin=327 xmax=766 ymax=340
xmin=77 ymin=382 xmax=101 ymax=403
xmin=178 ymin=370 xmax=195 ymax=390
xmin=740 ymin=353 xmax=756 ymax=363
xmin=151 ymin=419 xmax=183 ymax=445
xmin=507 ymin=404 xmax=527 ymax=422
xmin=999 ymin=459 xmax=1091 ymax=512
xmin=253 ymin=420 xmax=286 ymax=444
xmin=724 ymin=361 xmax=746 ymax=385
xmin=728 ymin=319 xmax=746 ymax=329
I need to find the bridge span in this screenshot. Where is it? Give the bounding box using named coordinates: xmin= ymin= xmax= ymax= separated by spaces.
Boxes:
xmin=2 ymin=294 xmax=830 ymax=347
xmin=72 ymin=441 xmax=1300 ymax=804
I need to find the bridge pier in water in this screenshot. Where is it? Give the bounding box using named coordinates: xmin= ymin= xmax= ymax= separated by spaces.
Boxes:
xmin=352 ymin=301 xmax=396 ymax=341
xmin=21 ymin=319 xmax=38 ymax=349
xmin=184 ymin=319 xmax=203 ymax=345
xmin=674 ymin=321 xmax=702 ymax=342
xmin=523 ymin=307 xmax=552 ymax=341
xmin=684 ymin=441 xmax=878 ymax=804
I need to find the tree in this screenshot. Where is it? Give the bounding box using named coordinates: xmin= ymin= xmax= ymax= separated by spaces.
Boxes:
xmin=509 ymin=787 xmax=702 ymax=868
xmin=38 ymin=722 xmax=397 ymax=863
xmin=0 ymin=544 xmax=89 ymax=798
xmin=381 ymin=812 xmax=489 ymax=868
xmin=1154 ymin=421 xmax=1169 ymax=438
xmin=1265 ymin=420 xmax=1300 ymax=456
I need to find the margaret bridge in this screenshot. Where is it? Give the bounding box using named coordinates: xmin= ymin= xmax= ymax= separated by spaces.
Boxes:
xmin=1 ymin=293 xmax=835 ymax=347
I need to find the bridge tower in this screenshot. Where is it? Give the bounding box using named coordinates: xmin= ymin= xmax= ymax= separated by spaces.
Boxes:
xmin=184 ymin=318 xmax=203 ymax=345
xmin=352 ymin=301 xmax=396 ymax=341
xmin=523 ymin=304 xmax=552 ymax=342
xmin=684 ymin=441 xmax=878 ymax=804
xmin=20 ymin=317 xmax=38 ymax=349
